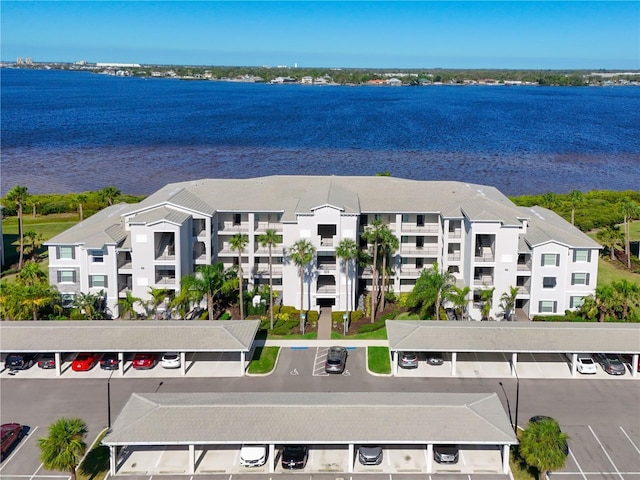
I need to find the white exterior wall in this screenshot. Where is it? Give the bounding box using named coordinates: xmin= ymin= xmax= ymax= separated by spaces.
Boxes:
xmin=282 ymin=219 xmax=313 ymax=310
xmin=564 ymin=248 xmax=599 ymax=311
xmin=530 ymin=242 xmax=570 ymax=316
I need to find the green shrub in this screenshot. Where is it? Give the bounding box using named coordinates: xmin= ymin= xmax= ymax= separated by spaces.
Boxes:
xmin=219 ymin=311 xmax=231 ymax=320
xmin=351 ymin=310 xmax=363 ymax=322
xmin=272 ymin=320 xmax=299 ymax=335
xmin=358 ymin=320 xmax=386 ymax=334
xmin=384 ymin=291 xmax=398 ymax=304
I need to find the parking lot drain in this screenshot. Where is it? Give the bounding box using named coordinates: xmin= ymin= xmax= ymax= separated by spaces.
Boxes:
xmin=398 ymin=469 xmax=422 ymax=472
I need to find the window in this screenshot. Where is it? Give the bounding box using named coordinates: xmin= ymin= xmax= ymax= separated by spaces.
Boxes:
xmin=543 ymin=277 xmax=557 ymax=289
xmin=58 ymin=270 xmax=76 ymax=283
xmin=570 ymin=296 xmax=585 ymax=308
xmin=57 ymin=246 xmax=75 ymax=260
xmin=573 ymin=249 xmax=591 ymax=262
xmin=539 ymin=301 xmax=557 ymax=313
xmin=571 ymin=273 xmax=590 ymax=285
xmin=90 ymin=250 xmax=104 ymax=263
xmin=89 ymin=275 xmax=108 ymax=288
xmin=360 ymin=214 xmax=368 ymax=226
xmin=401 ymin=214 xmax=409 ymax=223
xmin=401 ymin=236 xmax=409 ymax=244
xmin=417 ymin=215 xmax=424 ymax=226
xmin=233 ymin=214 xmax=242 ymax=226
xmin=416 ymin=258 xmax=423 ymax=269
xmin=416 ymin=237 xmax=424 ymax=248
xmin=541 ymin=253 xmax=559 ymax=266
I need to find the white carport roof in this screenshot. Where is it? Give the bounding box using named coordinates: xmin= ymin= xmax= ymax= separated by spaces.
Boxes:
xmin=102 ymin=392 xmax=517 ymax=446
xmin=386 ymin=320 xmax=640 ymax=354
xmin=0 ymin=320 xmax=259 ymax=353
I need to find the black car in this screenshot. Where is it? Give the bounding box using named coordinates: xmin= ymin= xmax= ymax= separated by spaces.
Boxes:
xmin=37 ymin=353 xmax=56 ymax=369
xmin=281 ymin=445 xmax=308 ymax=469
xmin=529 ymin=416 xmax=569 ymax=455
xmin=100 ymin=353 xmax=120 ymax=370
xmin=5 ymin=354 xmax=38 ymax=370
xmin=434 ymin=444 xmax=459 ymax=464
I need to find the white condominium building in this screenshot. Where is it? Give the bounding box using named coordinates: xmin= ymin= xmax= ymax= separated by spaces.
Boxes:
xmin=45 ymin=176 xmax=600 ymax=320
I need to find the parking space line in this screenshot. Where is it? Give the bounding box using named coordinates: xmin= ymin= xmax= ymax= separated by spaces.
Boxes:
xmin=313 ymin=347 xmax=329 ymax=376
xmin=0 ymin=425 xmax=39 ymax=470
xmin=620 ymin=426 xmax=640 ymax=455
xmin=568 ymin=449 xmax=588 ymax=480
xmin=29 ymin=463 xmax=44 ymax=480
xmin=589 ymin=425 xmax=624 ymax=480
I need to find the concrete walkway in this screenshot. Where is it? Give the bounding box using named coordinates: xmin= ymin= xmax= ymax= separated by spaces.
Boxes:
xmin=316 ymin=307 xmax=332 ymax=340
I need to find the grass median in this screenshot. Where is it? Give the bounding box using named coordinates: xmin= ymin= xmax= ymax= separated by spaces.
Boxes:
xmin=367 ymin=346 xmax=391 ymax=374
xmin=248 ymin=346 xmax=280 ymax=374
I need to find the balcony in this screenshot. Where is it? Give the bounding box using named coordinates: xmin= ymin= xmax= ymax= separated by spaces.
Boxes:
xmin=253 ymin=264 xmax=283 ymax=276
xmin=474 ymin=251 xmax=495 ymax=263
xmin=447 ymin=252 xmax=461 ymax=261
xmin=254 ymin=245 xmax=284 ymax=256
xmin=218 ymin=222 xmax=249 ymax=233
xmin=473 ymin=275 xmax=494 ymax=287
xmin=448 ymin=229 xmax=462 ymax=239
xmin=400 ymin=246 xmax=438 ymax=256
xmin=318 ymin=236 xmax=335 ymax=248
xmin=317 ymin=284 xmax=336 ymax=294
xmin=155 ymin=275 xmax=176 ymax=286
xmin=253 ymin=221 xmax=283 ymax=233
xmin=401 ymin=223 xmax=439 ymax=234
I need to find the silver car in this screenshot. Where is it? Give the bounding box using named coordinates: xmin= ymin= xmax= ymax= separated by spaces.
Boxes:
xmin=358 ymin=445 xmax=383 ymax=465
xmin=597 ymin=353 xmax=626 ymax=375
xmin=325 ymin=346 xmax=347 ymax=374
xmin=398 ymin=352 xmax=419 ymax=369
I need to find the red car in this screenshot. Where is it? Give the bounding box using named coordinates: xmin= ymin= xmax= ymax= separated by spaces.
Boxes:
xmin=72 ymin=352 xmax=102 ymax=371
xmin=1 ymin=423 xmax=23 ymax=460
xmin=132 ymin=353 xmax=158 ymax=370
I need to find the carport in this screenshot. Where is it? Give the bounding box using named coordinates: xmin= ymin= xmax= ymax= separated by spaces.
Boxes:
xmin=0 ymin=320 xmax=259 ymax=377
xmin=386 ymin=320 xmax=640 ymax=378
xmin=102 ymin=391 xmax=517 ymax=476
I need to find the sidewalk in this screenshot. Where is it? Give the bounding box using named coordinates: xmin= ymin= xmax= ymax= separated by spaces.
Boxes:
xmin=261 ymin=339 xmax=389 ymax=347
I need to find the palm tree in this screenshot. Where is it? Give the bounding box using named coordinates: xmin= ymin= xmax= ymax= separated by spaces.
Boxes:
xmin=619 ymin=199 xmax=640 ymax=269
xmin=230 ymin=234 xmax=249 ymax=319
xmin=362 ymin=219 xmax=385 ymax=322
xmin=76 ymin=193 xmax=87 ymax=221
xmin=17 ymin=260 xmax=48 ymax=286
xmin=181 ymin=263 xmax=228 ymax=320
xmin=258 ymin=228 xmax=281 ymax=330
xmin=445 ymin=285 xmax=471 ymax=321
xmin=98 ymin=185 xmax=121 ymax=206
xmin=147 ymin=287 xmax=171 ymax=319
xmin=117 ymin=291 xmax=143 ymax=319
xmin=21 ymin=283 xmax=57 ymax=321
xmin=336 ymin=238 xmax=358 ymax=325
xmin=596 ymin=225 xmax=624 ymax=261
xmin=581 ymin=285 xmax=616 ymax=322
xmin=480 ymin=287 xmax=495 ymax=320
xmin=568 ymin=190 xmax=584 ymax=225
xmin=38 ymin=417 xmax=88 ymax=480
xmin=378 ymin=227 xmax=399 ymax=312
xmin=612 ymin=279 xmax=640 ymax=321
xmin=6 ymin=185 xmax=29 ymax=269
xmin=22 ymin=230 xmax=45 ymax=261
xmin=407 ymin=263 xmax=455 ymax=320
xmin=72 ymin=291 xmax=106 ymax=320
xmin=287 ymin=239 xmax=316 ymax=333
xmin=519 ymin=417 xmax=569 ymax=478
xmin=500 ymin=286 xmax=520 ymax=321
xmin=540 ymin=192 xmax=561 ymax=210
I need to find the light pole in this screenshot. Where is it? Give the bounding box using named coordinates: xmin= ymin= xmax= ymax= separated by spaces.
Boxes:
xmin=107 ymin=369 xmax=114 ymax=429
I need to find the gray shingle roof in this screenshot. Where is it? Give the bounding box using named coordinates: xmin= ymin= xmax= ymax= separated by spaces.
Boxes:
xmin=129 ymin=206 xmax=192 ymax=226
xmin=386 ymin=320 xmax=640 ymax=354
xmin=0 ymin=320 xmax=259 ymax=353
xmin=522 ymin=206 xmax=601 ymax=249
xmin=102 ymin=392 xmax=517 ymax=446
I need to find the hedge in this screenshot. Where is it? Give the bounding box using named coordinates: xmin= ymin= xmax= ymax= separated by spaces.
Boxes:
xmin=331 ymin=310 xmax=363 ymax=323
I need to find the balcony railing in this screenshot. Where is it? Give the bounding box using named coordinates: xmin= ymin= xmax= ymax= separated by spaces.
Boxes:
xmin=448 ymin=229 xmax=462 ymax=239
xmin=473 ymin=276 xmax=494 ymax=286
xmin=517 ymin=286 xmax=531 ymax=294
xmin=447 ymin=252 xmax=461 ymax=261
xmin=400 ymin=246 xmax=439 ymax=256
xmin=253 ymin=221 xmax=283 ymax=233
xmin=155 ymin=276 xmax=176 ymax=285
xmin=218 ymin=222 xmax=249 ymax=232
xmin=318 ymin=236 xmax=334 ymax=247
xmin=254 ymin=245 xmax=284 ymax=256
xmin=517 ymin=262 xmax=532 ymax=271
xmin=474 ymin=253 xmax=495 ymax=263
xmin=401 ymin=224 xmax=440 ymax=234
xmin=117 ymin=260 xmax=132 ymax=270
xmin=317 ymin=285 xmax=336 ymax=294
xmin=253 ymin=265 xmax=283 ymax=276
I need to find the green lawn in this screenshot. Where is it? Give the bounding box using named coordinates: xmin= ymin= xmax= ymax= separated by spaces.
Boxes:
xmin=597 ymin=257 xmax=640 ymax=285
xmin=248 ymin=346 xmax=279 ymax=374
xmin=367 ymin=346 xmax=391 ymax=374
xmin=77 ymin=429 xmax=110 ymax=480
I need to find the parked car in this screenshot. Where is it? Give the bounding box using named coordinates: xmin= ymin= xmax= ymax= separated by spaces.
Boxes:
xmin=72 ymin=352 xmax=102 ymax=371
xmin=564 ymin=353 xmax=597 ymax=374
xmin=434 ymin=444 xmax=459 ymax=464
xmin=160 ymin=352 xmax=181 ymax=369
xmin=398 ymin=352 xmax=419 ymax=369
xmin=5 ymin=353 xmax=37 ymax=370
xmin=427 ymin=352 xmax=444 ymax=366
xmin=621 ymin=355 xmax=640 ymax=372
xmin=239 ymin=444 xmax=267 ymax=467
xmin=132 ymin=353 xmax=158 ymax=370
xmin=37 ymin=353 xmax=56 ymax=369
xmin=1 ymin=423 xmax=23 ymax=460
xmin=596 ymin=353 xmax=626 ymax=375
xmin=281 ymin=445 xmax=308 ymax=469
xmin=100 ymin=353 xmax=120 ymax=370
xmin=529 ymin=416 xmax=569 ymax=455
xmin=325 ymin=346 xmax=347 ymax=374
xmin=358 ymin=445 xmax=383 ymax=465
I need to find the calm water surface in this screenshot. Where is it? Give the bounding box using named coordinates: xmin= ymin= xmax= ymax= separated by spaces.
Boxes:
xmin=1 ymin=69 xmax=639 ymax=195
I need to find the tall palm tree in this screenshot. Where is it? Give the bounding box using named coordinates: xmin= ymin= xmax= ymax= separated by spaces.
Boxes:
xmin=619 ymin=199 xmax=640 ymax=269
xmin=258 ymin=228 xmax=280 ymax=329
xmin=500 ymin=286 xmax=520 ymax=321
xmin=21 ymin=283 xmax=57 ymax=321
xmin=445 ymin=285 xmax=471 ymax=321
xmin=581 ymin=285 xmax=616 ymax=322
xmin=230 ymin=234 xmax=249 ymax=319
xmin=17 ymin=260 xmax=48 ymax=286
xmin=362 ymin=218 xmax=385 ymax=322
xmin=72 ymin=291 xmax=106 ymax=320
xmin=336 ymin=238 xmax=358 ymax=324
xmin=181 ymin=263 xmax=227 ymax=320
xmin=288 ymin=239 xmax=316 ymax=333
xmin=612 ymin=279 xmax=640 ymax=321
xmin=480 ymin=287 xmax=495 ymax=320
xmin=596 ymin=225 xmax=624 ymax=261
xmin=22 ymin=230 xmax=45 ymax=262
xmin=568 ymin=190 xmax=584 ymax=225
xmin=6 ymin=185 xmax=29 ymax=269
xmin=147 ymin=287 xmax=171 ymax=319
xmin=117 ymin=291 xmax=143 ymax=320
xmin=540 ymin=192 xmax=561 ymax=210
xmin=76 ymin=193 xmax=87 ymax=221
xmin=38 ymin=417 xmax=88 ymax=480
xmin=98 ymin=185 xmax=121 ymax=206
xmin=378 ymin=227 xmax=399 ymax=312
xmin=519 ymin=417 xmax=569 ymax=478
xmin=407 ymin=263 xmax=455 ymax=320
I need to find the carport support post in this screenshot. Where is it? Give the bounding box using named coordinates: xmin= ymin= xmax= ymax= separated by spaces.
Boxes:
xmin=450 ymin=352 xmax=457 ymax=376
xmin=240 ymin=351 xmax=246 ymax=376
xmin=180 ymin=352 xmax=186 ymax=376
xmin=511 ymin=353 xmax=518 ymax=376
xmin=348 ymin=443 xmax=354 ymax=473
xmin=188 ymin=444 xmax=195 ymax=474
xmin=632 ymin=354 xmax=639 ymax=378
xmin=55 ymin=352 xmax=61 ymax=377
xmin=426 ymin=443 xmax=433 ymax=473
xmin=269 ymin=444 xmax=275 ymax=473
xmin=502 ymin=444 xmax=510 ymax=474
xmin=570 ymin=353 xmax=578 ymax=377
xmin=109 ymin=446 xmax=117 ymax=476
xmin=118 ymin=352 xmax=124 ymax=376
xmin=392 ymin=350 xmax=398 ymax=376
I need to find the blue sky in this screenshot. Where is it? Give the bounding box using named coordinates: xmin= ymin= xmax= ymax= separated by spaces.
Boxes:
xmin=2 ymin=1 xmax=638 ymax=69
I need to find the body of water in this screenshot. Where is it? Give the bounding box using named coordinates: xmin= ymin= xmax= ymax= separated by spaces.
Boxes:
xmin=1 ymin=68 xmax=639 ymax=196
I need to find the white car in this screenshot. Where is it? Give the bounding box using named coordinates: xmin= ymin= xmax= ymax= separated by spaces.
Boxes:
xmin=160 ymin=352 xmax=181 ymax=369
xmin=565 ymin=353 xmax=597 ymax=374
xmin=240 ymin=444 xmax=267 ymax=467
